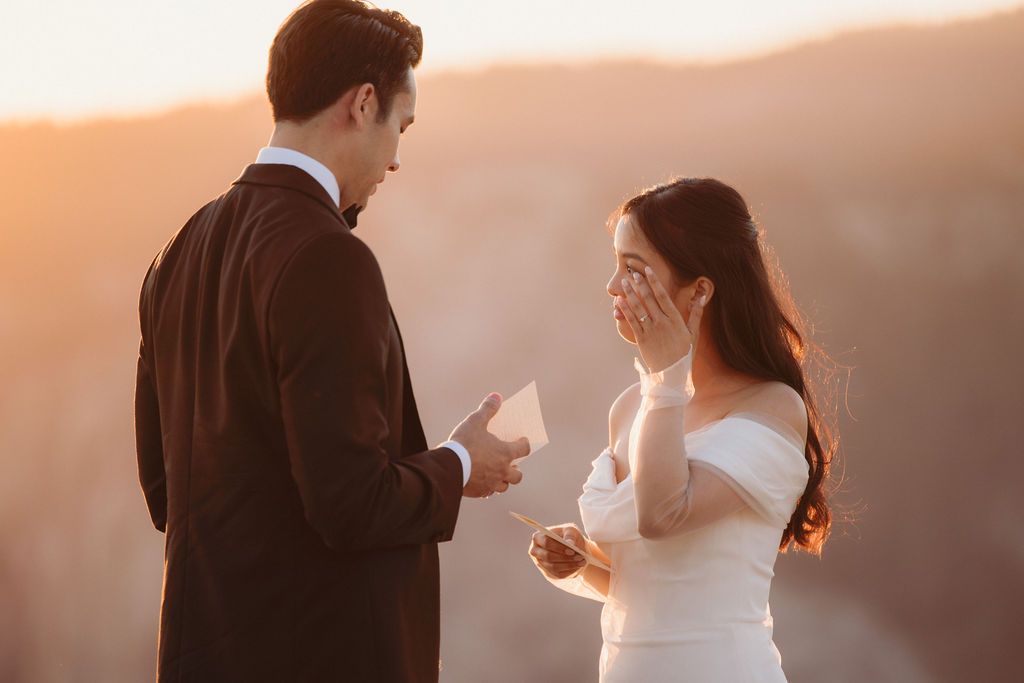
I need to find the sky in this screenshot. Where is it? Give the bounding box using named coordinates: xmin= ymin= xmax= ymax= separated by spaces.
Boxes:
xmin=1 ymin=0 xmax=1021 ymax=123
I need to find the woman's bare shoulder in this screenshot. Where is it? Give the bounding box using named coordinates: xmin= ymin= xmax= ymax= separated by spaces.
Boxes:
xmin=608 ymin=382 xmax=642 ymax=443
xmin=735 ymin=380 xmax=808 ymax=440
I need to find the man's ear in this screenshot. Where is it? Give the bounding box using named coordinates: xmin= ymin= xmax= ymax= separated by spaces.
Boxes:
xmin=347 ymin=82 xmax=377 ymax=130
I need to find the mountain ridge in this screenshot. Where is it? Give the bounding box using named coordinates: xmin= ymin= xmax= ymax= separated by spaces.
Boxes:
xmin=1 ymin=7 xmax=1021 ymax=682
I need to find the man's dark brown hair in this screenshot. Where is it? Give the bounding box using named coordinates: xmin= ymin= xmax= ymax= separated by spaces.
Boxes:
xmin=267 ymin=0 xmax=423 ymax=123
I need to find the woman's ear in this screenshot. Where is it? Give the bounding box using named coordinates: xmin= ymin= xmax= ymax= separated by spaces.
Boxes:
xmin=693 ymin=277 xmax=715 ymax=304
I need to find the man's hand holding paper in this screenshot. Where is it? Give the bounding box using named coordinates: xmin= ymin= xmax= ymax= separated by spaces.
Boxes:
xmin=450 ymin=381 xmax=548 ymax=498
xmin=486 ymin=381 xmax=549 ymax=460
xmin=449 ymin=392 xmax=529 ymax=498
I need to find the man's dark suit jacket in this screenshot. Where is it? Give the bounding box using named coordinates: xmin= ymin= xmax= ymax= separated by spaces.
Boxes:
xmin=135 ymin=163 xmax=464 ymax=682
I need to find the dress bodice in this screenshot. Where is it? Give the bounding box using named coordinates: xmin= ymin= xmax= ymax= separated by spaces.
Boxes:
xmin=568 ymin=353 xmax=809 ymax=682
xmin=579 ymin=416 xmax=807 ymax=633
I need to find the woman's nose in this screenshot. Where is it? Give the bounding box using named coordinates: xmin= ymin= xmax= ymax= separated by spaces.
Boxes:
xmin=607 ymin=271 xmax=623 ymax=297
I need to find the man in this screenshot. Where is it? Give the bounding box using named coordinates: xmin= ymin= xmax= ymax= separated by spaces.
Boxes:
xmin=134 ymin=2 xmax=528 ymax=680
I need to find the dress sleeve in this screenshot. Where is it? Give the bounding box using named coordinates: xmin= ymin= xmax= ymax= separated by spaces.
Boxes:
xmin=630 ymin=351 xmax=806 ymax=538
xmin=687 ymin=416 xmax=809 ymax=527
xmin=631 ymin=350 xmax=737 ymax=539
xmin=543 ymin=571 xmax=607 ymax=603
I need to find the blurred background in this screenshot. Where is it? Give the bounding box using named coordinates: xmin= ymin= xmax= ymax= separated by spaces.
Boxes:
xmin=1 ymin=1 xmax=1023 ymax=681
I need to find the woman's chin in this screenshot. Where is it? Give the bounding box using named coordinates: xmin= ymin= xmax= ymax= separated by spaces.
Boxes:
xmin=614 ymin=318 xmax=637 ymax=344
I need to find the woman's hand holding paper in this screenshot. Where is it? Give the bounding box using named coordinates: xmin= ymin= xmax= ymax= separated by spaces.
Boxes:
xmin=528 ymin=523 xmax=589 ymax=579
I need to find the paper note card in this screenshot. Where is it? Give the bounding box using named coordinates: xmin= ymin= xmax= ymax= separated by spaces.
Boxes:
xmin=487 ymin=381 xmax=549 ymax=458
xmin=509 ymin=512 xmax=611 ymax=571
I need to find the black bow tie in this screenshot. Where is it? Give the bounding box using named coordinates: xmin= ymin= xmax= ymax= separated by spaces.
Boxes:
xmin=342 ymin=204 xmax=362 ymax=229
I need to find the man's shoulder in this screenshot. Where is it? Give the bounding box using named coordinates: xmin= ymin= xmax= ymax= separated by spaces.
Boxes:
xmin=221 ymin=180 xmax=368 ymax=264
xmin=228 ymin=178 xmax=341 ymax=231
xmin=225 ymin=185 xmax=386 ymax=301
xmin=146 ymin=180 xmax=372 ymax=301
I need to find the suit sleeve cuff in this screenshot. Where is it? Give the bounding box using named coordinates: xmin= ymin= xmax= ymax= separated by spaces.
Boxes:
xmin=440 ymin=440 xmax=471 ymax=487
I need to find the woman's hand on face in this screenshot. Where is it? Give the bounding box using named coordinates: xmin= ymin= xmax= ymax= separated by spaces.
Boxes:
xmin=617 ymin=266 xmax=706 ymax=373
xmin=528 ymin=523 xmax=588 ymax=580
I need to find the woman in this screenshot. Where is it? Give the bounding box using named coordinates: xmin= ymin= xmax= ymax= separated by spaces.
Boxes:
xmin=529 ymin=178 xmax=835 ymax=682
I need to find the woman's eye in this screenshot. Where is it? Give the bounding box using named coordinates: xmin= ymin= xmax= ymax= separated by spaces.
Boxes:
xmin=625 ymin=265 xmax=634 ymax=275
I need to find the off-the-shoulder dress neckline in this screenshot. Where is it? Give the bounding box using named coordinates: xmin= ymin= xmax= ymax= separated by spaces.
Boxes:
xmin=612 ymin=410 xmax=805 ymax=486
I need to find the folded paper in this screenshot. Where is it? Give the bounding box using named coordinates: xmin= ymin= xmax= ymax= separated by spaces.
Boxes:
xmin=487 ymin=380 xmax=549 ymax=458
xmin=509 ymin=511 xmax=612 ymax=572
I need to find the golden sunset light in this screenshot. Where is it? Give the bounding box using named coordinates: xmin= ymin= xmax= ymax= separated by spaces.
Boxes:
xmin=0 ymin=0 xmax=1021 ymax=121
xmin=1 ymin=1 xmax=1022 ymax=681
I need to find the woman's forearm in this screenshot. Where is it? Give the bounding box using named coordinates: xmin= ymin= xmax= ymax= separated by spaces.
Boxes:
xmin=579 ymin=563 xmax=610 ymax=597
xmin=578 ymin=539 xmax=612 ymax=596
xmin=633 ymin=402 xmax=692 ymax=538
xmin=631 ymin=354 xmax=693 ymax=539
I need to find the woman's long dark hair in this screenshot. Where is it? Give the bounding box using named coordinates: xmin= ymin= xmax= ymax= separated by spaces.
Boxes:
xmin=613 ymin=178 xmax=836 ymax=554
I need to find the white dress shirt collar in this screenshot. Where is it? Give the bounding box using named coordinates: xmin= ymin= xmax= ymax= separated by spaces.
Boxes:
xmin=255 ymin=146 xmax=340 ymax=208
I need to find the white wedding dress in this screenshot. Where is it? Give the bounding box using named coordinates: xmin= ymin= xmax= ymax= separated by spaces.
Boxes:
xmin=551 ymin=352 xmax=809 ymax=682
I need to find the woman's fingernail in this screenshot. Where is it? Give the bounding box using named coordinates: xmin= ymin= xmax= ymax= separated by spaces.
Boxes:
xmin=700 ymin=295 xmax=707 ymax=305
xmin=621 ymin=278 xmax=629 ymax=289
xmin=645 ymin=266 xmax=653 ymax=276
xmin=632 ymin=271 xmax=641 ymax=282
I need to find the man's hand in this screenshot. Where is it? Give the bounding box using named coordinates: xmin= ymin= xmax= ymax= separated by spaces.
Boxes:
xmin=450 ymin=393 xmax=529 ymax=498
